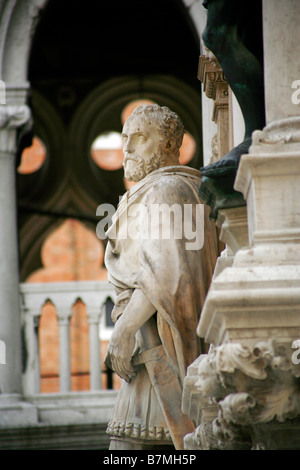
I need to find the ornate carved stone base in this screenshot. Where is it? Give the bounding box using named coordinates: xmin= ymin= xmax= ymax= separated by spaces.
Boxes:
xmin=182 ymin=354 xmax=219 ymax=450
xmin=184 ymin=340 xmax=300 ymax=450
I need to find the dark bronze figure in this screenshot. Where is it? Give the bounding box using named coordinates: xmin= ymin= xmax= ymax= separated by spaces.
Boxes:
xmin=199 ymin=0 xmax=265 ymax=217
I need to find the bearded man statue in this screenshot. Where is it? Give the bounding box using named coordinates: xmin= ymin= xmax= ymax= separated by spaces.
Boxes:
xmin=104 ymin=104 xmax=218 ymax=450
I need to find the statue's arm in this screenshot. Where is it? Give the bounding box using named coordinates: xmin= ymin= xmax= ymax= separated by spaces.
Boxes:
xmin=104 ymin=288 xmax=156 ymax=382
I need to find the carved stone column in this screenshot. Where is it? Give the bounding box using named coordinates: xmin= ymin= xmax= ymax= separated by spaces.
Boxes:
xmin=197 ymin=53 xmax=245 ymax=219
xmin=183 ymin=1 xmax=300 ymax=449
xmin=57 ymin=310 xmax=72 ymax=393
xmin=198 ymin=53 xmax=231 ymax=162
xmin=87 ymin=307 xmax=102 ymax=391
xmin=0 ymin=105 xmax=30 ymax=392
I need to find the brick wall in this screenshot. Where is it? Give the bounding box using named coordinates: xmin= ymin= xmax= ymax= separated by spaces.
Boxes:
xmin=27 ymin=219 xmax=121 ymax=392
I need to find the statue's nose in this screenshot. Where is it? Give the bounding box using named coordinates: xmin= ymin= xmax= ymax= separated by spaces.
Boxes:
xmin=124 ymin=140 xmax=133 ymax=153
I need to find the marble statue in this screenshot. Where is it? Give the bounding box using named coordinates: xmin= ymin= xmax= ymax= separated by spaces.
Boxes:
xmin=103 ymin=104 xmax=217 ymax=450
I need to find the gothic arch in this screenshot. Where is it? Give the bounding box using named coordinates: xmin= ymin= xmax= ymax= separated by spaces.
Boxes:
xmin=0 ymin=0 xmax=49 ymax=88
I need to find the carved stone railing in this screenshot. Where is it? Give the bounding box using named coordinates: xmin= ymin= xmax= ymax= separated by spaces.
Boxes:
xmin=20 ymin=280 xmax=115 ymax=396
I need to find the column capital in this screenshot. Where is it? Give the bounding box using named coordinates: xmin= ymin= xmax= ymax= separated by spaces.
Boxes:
xmin=198 ymin=53 xmax=227 ymax=101
xmin=87 ymin=306 xmax=101 ymax=324
xmin=0 ymin=104 xmax=32 ymax=154
xmin=56 ymin=309 xmax=72 ymax=326
xmin=198 ymin=53 xmax=228 ymax=125
xmin=0 ymin=105 xmax=31 ymax=130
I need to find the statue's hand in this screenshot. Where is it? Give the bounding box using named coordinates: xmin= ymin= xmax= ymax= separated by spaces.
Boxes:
xmin=104 ymin=288 xmax=156 ymax=382
xmin=104 ymin=321 xmax=136 ymax=383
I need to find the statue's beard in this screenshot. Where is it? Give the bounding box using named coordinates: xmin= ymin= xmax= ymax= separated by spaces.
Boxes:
xmin=123 ymin=151 xmax=163 ymax=182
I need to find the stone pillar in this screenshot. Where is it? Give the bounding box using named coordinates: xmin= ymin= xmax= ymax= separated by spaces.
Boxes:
xmin=0 ymin=103 xmax=38 ymax=426
xmin=0 ymin=104 xmax=30 ymax=395
xmin=88 ymin=308 xmax=102 ymax=391
xmin=198 ymin=53 xmax=231 ymax=163
xmin=57 ymin=310 xmax=72 ymax=393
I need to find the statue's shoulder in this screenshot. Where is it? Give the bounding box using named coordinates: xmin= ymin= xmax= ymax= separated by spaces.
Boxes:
xmin=152 ymin=168 xmax=200 ymax=189
xmin=142 ymin=170 xmax=200 ymax=204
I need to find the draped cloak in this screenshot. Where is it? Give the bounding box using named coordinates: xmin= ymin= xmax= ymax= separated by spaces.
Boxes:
xmin=104 ymin=165 xmax=218 ymax=444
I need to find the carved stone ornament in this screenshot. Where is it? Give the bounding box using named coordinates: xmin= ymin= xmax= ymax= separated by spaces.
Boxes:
xmin=0 ymin=105 xmax=31 ymax=130
xmin=198 ymin=52 xmax=228 ymax=104
xmin=209 ymin=133 xmax=218 ymax=164
xmin=184 ymin=340 xmax=300 ymax=449
xmin=0 ymin=105 xmax=32 ymax=153
xmin=250 ymin=116 xmax=300 ymax=153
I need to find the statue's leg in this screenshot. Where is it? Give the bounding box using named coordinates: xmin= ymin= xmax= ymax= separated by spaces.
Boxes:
xmin=200 ymin=0 xmax=265 ymax=177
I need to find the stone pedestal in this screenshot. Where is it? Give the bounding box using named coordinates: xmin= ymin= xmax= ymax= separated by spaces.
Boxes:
xmin=183 ymin=116 xmax=300 ymax=450
xmin=198 ymin=117 xmax=300 ymax=347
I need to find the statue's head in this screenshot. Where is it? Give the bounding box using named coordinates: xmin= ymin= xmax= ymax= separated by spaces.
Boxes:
xmin=122 ymin=104 xmax=185 ymax=182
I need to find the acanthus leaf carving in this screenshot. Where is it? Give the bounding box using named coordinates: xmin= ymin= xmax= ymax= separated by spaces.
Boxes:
xmin=184 ymin=339 xmax=300 ymax=449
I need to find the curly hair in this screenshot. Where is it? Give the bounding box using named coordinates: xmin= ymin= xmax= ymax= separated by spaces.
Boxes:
xmin=127 ymin=104 xmax=185 ymax=158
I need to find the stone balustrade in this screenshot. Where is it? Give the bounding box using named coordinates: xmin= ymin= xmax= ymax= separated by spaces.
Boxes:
xmin=19 ymin=280 xmax=115 ymax=396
